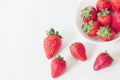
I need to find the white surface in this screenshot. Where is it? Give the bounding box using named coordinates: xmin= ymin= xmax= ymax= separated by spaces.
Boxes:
xmin=0 ymin=0 xmax=120 ymax=80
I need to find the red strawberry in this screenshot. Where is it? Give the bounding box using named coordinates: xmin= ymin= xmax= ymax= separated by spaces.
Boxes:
xmin=81 ymin=6 xmax=97 ymax=22
xmin=51 ymin=55 xmax=66 ymax=78
xmin=97 ymin=27 xmax=116 ymax=41
xmin=96 ymin=0 xmax=111 ymax=11
xmin=97 ymin=9 xmax=112 ymax=26
xmin=112 ymin=10 xmax=120 ymax=32
xmin=44 ymin=28 xmax=62 ymax=59
xmin=70 ymin=42 xmax=87 ymax=61
xmin=82 ymin=21 xmax=100 ymax=36
xmin=93 ymin=50 xmax=113 ymax=71
xmin=111 ymin=0 xmax=120 ymax=11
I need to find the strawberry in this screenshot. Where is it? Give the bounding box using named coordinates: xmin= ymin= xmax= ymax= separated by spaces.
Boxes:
xmin=70 ymin=42 xmax=87 ymax=61
xmin=93 ymin=50 xmax=113 ymax=71
xmin=82 ymin=21 xmax=100 ymax=36
xmin=111 ymin=0 xmax=120 ymax=11
xmin=97 ymin=9 xmax=112 ymax=26
xmin=51 ymin=55 xmax=66 ymax=78
xmin=112 ymin=10 xmax=120 ymax=32
xmin=44 ymin=28 xmax=62 ymax=59
xmin=81 ymin=6 xmax=97 ymax=22
xmin=97 ymin=27 xmax=116 ymax=41
xmin=96 ymin=0 xmax=111 ymax=11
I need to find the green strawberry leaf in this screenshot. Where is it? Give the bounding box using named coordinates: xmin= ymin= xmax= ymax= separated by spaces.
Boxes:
xmin=97 ymin=27 xmax=111 ymax=38
xmin=55 ymin=55 xmax=64 ymax=61
xmin=46 ymin=28 xmax=63 ymax=38
xmin=82 ymin=21 xmax=93 ymax=33
xmin=81 ymin=6 xmax=92 ymax=18
xmin=48 ymin=28 xmax=55 ymax=35
xmin=98 ymin=9 xmax=110 ymax=16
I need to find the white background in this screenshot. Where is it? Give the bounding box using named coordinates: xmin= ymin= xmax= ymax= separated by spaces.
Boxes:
xmin=0 ymin=0 xmax=120 ymax=80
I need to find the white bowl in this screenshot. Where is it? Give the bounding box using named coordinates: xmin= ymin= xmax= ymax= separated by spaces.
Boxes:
xmin=76 ymin=0 xmax=120 ymax=44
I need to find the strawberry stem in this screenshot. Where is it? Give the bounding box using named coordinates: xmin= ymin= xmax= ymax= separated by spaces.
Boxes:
xmin=55 ymin=55 xmax=64 ymax=61
xmin=107 ymin=0 xmax=110 ymax=2
xmin=105 ymin=50 xmax=108 ymax=53
xmin=46 ymin=28 xmax=63 ymax=38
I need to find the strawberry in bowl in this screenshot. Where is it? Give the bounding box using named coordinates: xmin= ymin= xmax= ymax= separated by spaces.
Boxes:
xmin=112 ymin=10 xmax=120 ymax=33
xmin=82 ymin=21 xmax=100 ymax=37
xmin=81 ymin=6 xmax=97 ymax=23
xmin=76 ymin=0 xmax=120 ymax=44
xmin=111 ymin=0 xmax=120 ymax=11
xmin=96 ymin=0 xmax=111 ymax=11
xmin=97 ymin=27 xmax=116 ymax=41
xmin=97 ymin=9 xmax=112 ymax=26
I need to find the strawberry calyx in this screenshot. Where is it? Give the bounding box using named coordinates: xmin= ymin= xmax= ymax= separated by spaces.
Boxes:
xmin=81 ymin=6 xmax=92 ymax=18
xmin=55 ymin=55 xmax=64 ymax=61
xmin=97 ymin=27 xmax=111 ymax=38
xmin=107 ymin=0 xmax=110 ymax=2
xmin=46 ymin=28 xmax=62 ymax=38
xmin=105 ymin=50 xmax=114 ymax=62
xmin=82 ymin=21 xmax=93 ymax=33
xmin=98 ymin=9 xmax=110 ymax=16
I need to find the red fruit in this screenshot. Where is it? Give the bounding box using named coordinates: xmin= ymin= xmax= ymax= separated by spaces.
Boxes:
xmin=82 ymin=21 xmax=100 ymax=36
xmin=97 ymin=9 xmax=112 ymax=26
xmin=81 ymin=6 xmax=97 ymax=22
xmin=97 ymin=27 xmax=116 ymax=41
xmin=44 ymin=28 xmax=62 ymax=59
xmin=111 ymin=0 xmax=120 ymax=11
xmin=93 ymin=50 xmax=113 ymax=71
xmin=70 ymin=42 xmax=87 ymax=61
xmin=96 ymin=0 xmax=111 ymax=11
xmin=112 ymin=10 xmax=120 ymax=32
xmin=51 ymin=55 xmax=66 ymax=78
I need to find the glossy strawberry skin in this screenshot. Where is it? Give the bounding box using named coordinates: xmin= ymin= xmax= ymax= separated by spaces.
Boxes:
xmin=112 ymin=10 xmax=120 ymax=32
xmin=97 ymin=14 xmax=112 ymax=26
xmin=84 ymin=8 xmax=97 ymax=22
xmin=111 ymin=0 xmax=120 ymax=11
xmin=51 ymin=56 xmax=66 ymax=78
xmin=81 ymin=7 xmax=97 ymax=23
xmin=93 ymin=52 xmax=113 ymax=71
xmin=44 ymin=35 xmax=62 ymax=59
xmin=96 ymin=0 xmax=111 ymax=11
xmin=88 ymin=21 xmax=100 ymax=36
xmin=70 ymin=42 xmax=87 ymax=61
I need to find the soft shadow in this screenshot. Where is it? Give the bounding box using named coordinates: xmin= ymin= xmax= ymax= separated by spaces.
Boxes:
xmin=84 ymin=42 xmax=98 ymax=60
xmin=66 ymin=55 xmax=77 ymax=71
xmin=57 ymin=28 xmax=77 ymax=54
xmin=112 ymin=51 xmax=120 ymax=65
xmin=61 ymin=24 xmax=79 ymax=48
